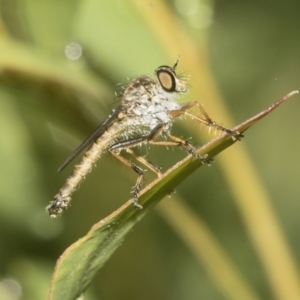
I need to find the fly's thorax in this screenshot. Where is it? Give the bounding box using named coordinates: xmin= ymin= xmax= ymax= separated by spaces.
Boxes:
xmin=124 ymin=90 xmax=181 ymax=129
xmin=122 ymin=76 xmax=156 ymax=102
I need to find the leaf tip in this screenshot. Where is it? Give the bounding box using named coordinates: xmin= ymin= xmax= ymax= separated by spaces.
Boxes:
xmin=286 ymin=90 xmax=299 ymax=98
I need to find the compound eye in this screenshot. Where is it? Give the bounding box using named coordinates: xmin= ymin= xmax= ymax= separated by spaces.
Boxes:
xmin=157 ymin=70 xmax=176 ymax=92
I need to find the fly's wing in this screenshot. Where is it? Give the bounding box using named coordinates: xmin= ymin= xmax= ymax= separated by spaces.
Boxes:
xmin=57 ymin=106 xmax=123 ymax=172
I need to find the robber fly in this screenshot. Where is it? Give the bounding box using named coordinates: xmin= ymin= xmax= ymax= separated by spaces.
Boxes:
xmin=47 ymin=61 xmax=241 ymax=217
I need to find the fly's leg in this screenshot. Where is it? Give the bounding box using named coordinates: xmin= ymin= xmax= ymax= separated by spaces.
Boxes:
xmin=126 ymin=148 xmax=162 ymax=177
xmin=108 ymin=123 xmax=211 ymax=210
xmin=169 ymin=134 xmax=212 ymax=164
xmin=170 ymin=102 xmax=243 ymax=141
xmin=149 ymin=136 xmax=212 ymax=165
xmin=111 ymin=122 xmax=212 ymax=165
xmin=142 ymin=123 xmax=212 ymax=164
xmin=110 ymin=151 xmax=144 ymax=210
xmin=109 ymin=124 xmax=165 ymax=209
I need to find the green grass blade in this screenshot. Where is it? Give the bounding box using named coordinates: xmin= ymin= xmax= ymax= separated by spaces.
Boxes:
xmin=47 ymin=91 xmax=298 ymax=300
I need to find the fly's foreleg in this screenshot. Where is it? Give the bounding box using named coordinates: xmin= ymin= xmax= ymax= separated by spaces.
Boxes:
xmin=170 ymin=102 xmax=243 ymax=141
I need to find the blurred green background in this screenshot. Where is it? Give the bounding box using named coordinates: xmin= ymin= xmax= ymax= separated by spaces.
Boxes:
xmin=0 ymin=0 xmax=300 ymax=299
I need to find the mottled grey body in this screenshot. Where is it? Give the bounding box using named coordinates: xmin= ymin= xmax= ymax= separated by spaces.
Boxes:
xmin=47 ymin=63 xmax=241 ymax=217
xmin=47 ymin=65 xmax=188 ymax=216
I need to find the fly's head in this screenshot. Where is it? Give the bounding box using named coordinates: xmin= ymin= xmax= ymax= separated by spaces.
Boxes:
xmin=155 ymin=61 xmax=188 ymax=94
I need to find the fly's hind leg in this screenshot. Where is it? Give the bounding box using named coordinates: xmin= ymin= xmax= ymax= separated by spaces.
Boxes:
xmin=126 ymin=148 xmax=162 ymax=177
xmin=109 ymin=124 xmax=165 ymax=209
xmin=110 ymin=151 xmax=144 ymax=210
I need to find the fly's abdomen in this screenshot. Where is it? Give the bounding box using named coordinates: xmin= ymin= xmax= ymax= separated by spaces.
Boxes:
xmin=47 ymin=121 xmax=126 ymax=217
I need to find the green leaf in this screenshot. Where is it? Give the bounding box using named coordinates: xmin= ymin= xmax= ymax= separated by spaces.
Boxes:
xmin=47 ymin=91 xmax=298 ymax=300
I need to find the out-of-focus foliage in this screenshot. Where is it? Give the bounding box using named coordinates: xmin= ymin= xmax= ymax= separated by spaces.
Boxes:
xmin=0 ymin=1 xmax=300 ymax=300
